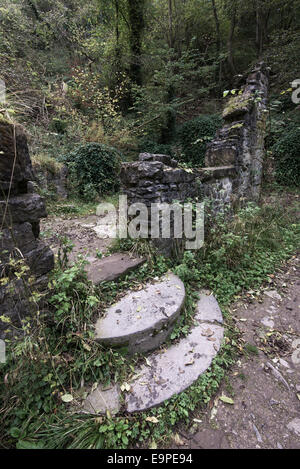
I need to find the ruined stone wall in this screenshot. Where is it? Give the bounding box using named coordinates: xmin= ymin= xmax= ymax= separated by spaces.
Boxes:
xmin=117 ymin=63 xmax=269 ymax=252
xmin=32 ymin=162 xmax=68 ymax=199
xmin=0 ymin=121 xmax=54 ymax=338
xmin=120 ymin=153 xmax=198 ymax=207
xmin=204 ymin=62 xmax=269 ymax=206
xmin=120 ymin=153 xmax=199 ymax=255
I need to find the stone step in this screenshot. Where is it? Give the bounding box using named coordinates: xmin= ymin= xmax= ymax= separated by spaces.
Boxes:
xmin=124 ymin=293 xmax=224 ymax=413
xmin=86 ymin=253 xmax=145 ymax=285
xmin=82 ymin=292 xmax=224 ymax=415
xmin=94 ymin=273 xmax=185 ymax=354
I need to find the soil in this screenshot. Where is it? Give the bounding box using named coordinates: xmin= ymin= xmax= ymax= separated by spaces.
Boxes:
xmin=40 ymin=214 xmax=113 ymax=262
xmin=170 ymin=255 xmax=300 ymax=449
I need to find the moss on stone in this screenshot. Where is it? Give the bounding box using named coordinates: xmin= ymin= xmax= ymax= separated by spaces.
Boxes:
xmin=31 ymin=153 xmax=63 ymax=175
xmin=223 ymin=92 xmax=254 ymax=120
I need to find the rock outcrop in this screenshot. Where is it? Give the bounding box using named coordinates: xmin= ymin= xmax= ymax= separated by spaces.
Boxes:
xmin=0 ymin=120 xmax=54 ymax=338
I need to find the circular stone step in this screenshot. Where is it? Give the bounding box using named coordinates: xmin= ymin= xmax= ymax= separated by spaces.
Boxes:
xmin=124 ymin=293 xmax=224 ymax=413
xmin=94 ymin=273 xmax=185 ymax=354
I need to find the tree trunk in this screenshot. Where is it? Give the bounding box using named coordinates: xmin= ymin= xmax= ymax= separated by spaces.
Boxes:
xmin=127 ymin=0 xmax=145 ymax=87
xmin=168 ymin=0 xmax=174 ymax=49
xmin=211 ymin=0 xmax=222 ymax=87
xmin=227 ymin=8 xmax=237 ymax=77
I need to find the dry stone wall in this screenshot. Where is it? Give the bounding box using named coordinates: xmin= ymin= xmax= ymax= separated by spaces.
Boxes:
xmin=0 ymin=121 xmax=54 ymax=338
xmin=120 ymin=153 xmax=198 ymax=206
xmin=203 ymin=62 xmax=269 ymax=206
xmin=120 ymin=63 xmax=269 ymax=251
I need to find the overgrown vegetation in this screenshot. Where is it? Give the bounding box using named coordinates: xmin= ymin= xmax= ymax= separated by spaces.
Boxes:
xmin=1 ymin=0 xmax=300 ymax=451
xmin=1 ymin=196 xmax=299 ymax=449
xmin=60 ymin=142 xmax=122 ymax=200
xmin=1 ymin=0 xmax=300 ymax=175
xmin=272 ymin=127 xmax=300 ymax=187
xmin=176 ymin=114 xmax=222 ymax=166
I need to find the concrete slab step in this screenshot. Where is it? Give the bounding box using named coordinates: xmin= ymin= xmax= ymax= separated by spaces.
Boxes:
xmin=124 ymin=293 xmax=224 ymax=413
xmin=86 ymin=253 xmax=145 ymax=285
xmin=94 ymin=273 xmax=185 ymax=354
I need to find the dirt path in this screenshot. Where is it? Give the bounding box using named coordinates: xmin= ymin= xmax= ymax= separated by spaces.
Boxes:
xmin=40 ymin=214 xmax=113 ymax=262
xmin=171 ymin=255 xmax=300 ymax=449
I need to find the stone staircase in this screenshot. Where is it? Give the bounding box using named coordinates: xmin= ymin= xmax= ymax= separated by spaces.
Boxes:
xmin=81 ymin=273 xmax=224 ymax=415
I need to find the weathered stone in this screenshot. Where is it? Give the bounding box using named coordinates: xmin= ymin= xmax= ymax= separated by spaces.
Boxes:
xmin=120 ymin=154 xmax=199 ymax=254
xmin=138 ymin=161 xmax=164 ymax=179
xmin=161 ymin=168 xmax=195 ymax=184
xmin=120 ymin=162 xmax=140 ymax=185
xmin=222 ymin=91 xmax=254 ymax=121
xmin=94 ymin=273 xmax=185 ymax=354
xmin=139 ymin=153 xmax=173 ymax=166
xmin=86 ymin=253 xmax=145 ymax=285
xmin=197 ymin=166 xmax=236 ymax=182
xmin=25 ymin=241 xmax=55 ymax=276
xmin=82 ymin=384 xmax=120 ymax=415
xmin=0 ymin=122 xmax=33 ymax=193
xmin=287 ymin=419 xmax=300 ymax=436
xmin=196 ymin=294 xmax=223 ymax=324
xmin=124 ymin=295 xmax=224 ymax=412
xmin=205 ymin=143 xmax=238 ymax=167
xmin=0 ymin=222 xmax=38 ymax=260
xmin=33 ymin=163 xmax=68 ymax=199
xmin=0 ymin=193 xmax=47 ymax=225
xmin=203 ymin=61 xmax=268 ymax=205
xmin=0 ymin=121 xmax=54 ymax=336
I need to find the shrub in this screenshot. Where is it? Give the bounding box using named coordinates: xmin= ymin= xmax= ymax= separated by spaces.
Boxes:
xmin=138 ymin=138 xmax=175 ymax=158
xmin=176 ymin=114 xmax=222 ymax=166
xmin=60 ymin=143 xmax=122 ymax=200
xmin=272 ymin=127 xmax=300 ymax=187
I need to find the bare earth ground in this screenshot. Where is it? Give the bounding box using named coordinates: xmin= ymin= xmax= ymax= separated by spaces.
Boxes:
xmin=171 ymin=255 xmax=300 ymax=449
xmin=40 ymin=214 xmax=113 ymax=261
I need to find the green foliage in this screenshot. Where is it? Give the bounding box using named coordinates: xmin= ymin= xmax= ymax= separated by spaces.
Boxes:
xmin=272 ymin=127 xmax=300 ymax=187
xmin=60 ymin=143 xmax=122 ymax=200
xmin=1 ymin=194 xmax=299 ymax=449
xmin=138 ymin=138 xmax=175 ymax=157
xmin=176 ymin=114 xmax=222 ymax=166
xmin=49 ymin=118 xmax=68 ymax=134
xmin=174 ymin=202 xmax=299 ymax=307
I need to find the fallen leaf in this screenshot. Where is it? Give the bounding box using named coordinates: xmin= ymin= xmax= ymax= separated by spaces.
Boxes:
xmin=83 ymin=343 xmax=91 ymax=352
xmin=120 ymin=382 xmax=131 ymax=392
xmin=202 ymin=328 xmax=214 ymax=337
xmin=145 ymin=357 xmax=151 ymax=367
xmin=219 ymin=394 xmax=234 ymax=405
xmin=185 ymin=359 xmax=195 ymax=366
xmin=146 ymin=416 xmax=159 ymax=424
xmin=174 ymin=433 xmax=184 ymax=446
xmin=61 ymin=394 xmax=73 ymax=403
